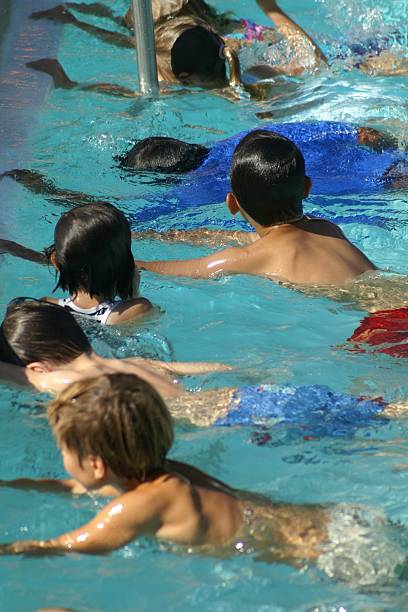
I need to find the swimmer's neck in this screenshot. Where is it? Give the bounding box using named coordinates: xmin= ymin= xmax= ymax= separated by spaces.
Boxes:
xmin=235 ymin=201 xmax=307 ymax=238
xmin=58 ymin=350 xmax=105 ymax=372
xmin=91 ymin=463 xmax=173 ymax=496
xmin=69 ymin=291 xmax=112 ymax=308
xmin=251 ymin=214 xmax=308 ymax=238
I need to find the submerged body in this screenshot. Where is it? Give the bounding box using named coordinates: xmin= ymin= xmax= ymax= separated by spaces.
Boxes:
xmin=0 ymin=374 xmax=404 ymax=588
xmin=162 ymin=121 xmax=406 ymax=210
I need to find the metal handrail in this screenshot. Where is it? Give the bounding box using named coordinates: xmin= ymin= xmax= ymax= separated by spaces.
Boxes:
xmin=131 ymin=0 xmax=159 ymax=96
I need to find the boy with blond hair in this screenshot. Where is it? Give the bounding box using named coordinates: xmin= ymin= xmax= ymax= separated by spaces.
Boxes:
xmin=0 ymin=373 xmax=404 ymax=588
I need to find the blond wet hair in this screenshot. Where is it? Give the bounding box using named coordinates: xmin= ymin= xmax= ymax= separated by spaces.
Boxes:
xmin=47 ymin=373 xmax=174 ymax=480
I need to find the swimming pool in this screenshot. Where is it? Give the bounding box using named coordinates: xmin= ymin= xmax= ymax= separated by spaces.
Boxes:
xmin=1 ymin=0 xmax=408 ymax=609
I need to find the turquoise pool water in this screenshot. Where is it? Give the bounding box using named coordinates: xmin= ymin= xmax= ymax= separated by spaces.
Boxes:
xmin=1 ymin=0 xmax=408 ymax=609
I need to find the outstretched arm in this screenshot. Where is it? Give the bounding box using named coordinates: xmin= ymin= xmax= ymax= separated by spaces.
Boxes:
xmin=132 ymin=358 xmax=233 ymax=376
xmin=0 ymin=478 xmax=86 ymax=494
xmin=257 ymin=0 xmax=327 ymax=71
xmin=0 ymin=477 xmax=118 ymax=496
xmin=31 ymin=6 xmax=133 ymax=49
xmin=360 ymin=52 xmax=408 ymax=77
xmin=0 ymin=239 xmax=47 ymax=264
xmin=0 ymin=491 xmax=150 ymax=556
xmin=136 ymin=245 xmax=252 ymax=279
xmin=357 ymin=127 xmax=398 ymax=151
xmin=27 ymin=58 xmax=138 ymax=98
xmin=66 ymin=3 xmax=126 ymax=27
xmin=1 ymin=169 xmax=104 ymax=207
xmin=131 ymin=229 xmax=257 ymax=248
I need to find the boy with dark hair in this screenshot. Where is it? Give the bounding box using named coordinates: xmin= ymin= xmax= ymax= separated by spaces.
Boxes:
xmin=117 ymin=136 xmax=209 ymax=173
xmin=136 ymin=130 xmax=376 ymax=286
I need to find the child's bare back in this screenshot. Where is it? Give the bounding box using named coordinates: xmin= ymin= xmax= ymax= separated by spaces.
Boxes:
xmin=243 ymin=216 xmax=375 ymax=285
xmin=138 ymin=215 xmax=375 ymax=285
xmin=0 ymin=374 xmax=404 ymax=587
xmin=136 ymin=130 xmax=375 ymax=286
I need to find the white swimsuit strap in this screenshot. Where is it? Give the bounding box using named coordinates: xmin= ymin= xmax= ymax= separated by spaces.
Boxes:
xmin=58 ymin=297 xmax=116 ymax=324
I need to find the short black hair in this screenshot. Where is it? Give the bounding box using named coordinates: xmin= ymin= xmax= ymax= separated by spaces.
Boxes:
xmin=51 ymin=203 xmax=135 ymax=301
xmin=230 ymin=130 xmax=306 ymax=227
xmin=118 ymin=136 xmax=209 ymax=173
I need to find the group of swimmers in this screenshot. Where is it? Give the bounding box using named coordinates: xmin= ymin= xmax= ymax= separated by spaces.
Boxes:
xmin=0 ymin=0 xmax=408 ymax=588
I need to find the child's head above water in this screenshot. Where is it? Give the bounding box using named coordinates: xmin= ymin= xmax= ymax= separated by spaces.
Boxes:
xmin=154 ymin=16 xmax=231 ymax=86
xmin=230 ymin=130 xmax=310 ymax=227
xmin=49 ymin=203 xmax=136 ymax=301
xmin=47 ymin=373 xmax=174 ymax=482
xmin=0 ymin=299 xmax=91 ymax=367
xmin=119 ymin=136 xmax=209 ymax=172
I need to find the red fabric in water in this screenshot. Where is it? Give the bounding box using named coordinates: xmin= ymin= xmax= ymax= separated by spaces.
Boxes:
xmin=348 ymin=307 xmax=408 ymax=357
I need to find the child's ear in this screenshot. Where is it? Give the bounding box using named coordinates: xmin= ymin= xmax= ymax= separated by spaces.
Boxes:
xmin=90 ymin=456 xmax=106 ymax=480
xmin=26 ymin=361 xmax=52 ymax=373
xmin=50 ymin=249 xmax=59 ymax=270
xmin=226 ymin=192 xmax=240 ymax=215
xmin=304 ymin=176 xmax=312 ymax=198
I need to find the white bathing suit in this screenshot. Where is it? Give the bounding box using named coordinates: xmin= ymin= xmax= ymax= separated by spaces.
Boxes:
xmin=58 ymin=297 xmax=119 ymax=325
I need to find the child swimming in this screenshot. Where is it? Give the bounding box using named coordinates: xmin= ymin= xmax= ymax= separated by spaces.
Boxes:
xmin=0 ymin=299 xmax=229 ymax=397
xmin=0 ymin=372 xmax=405 ymax=588
xmin=31 ymin=0 xmax=326 ymax=79
xmin=120 ymin=124 xmax=407 ymax=223
xmin=3 ymin=122 xmax=404 ymax=216
xmin=0 ymin=299 xmax=399 ymax=440
xmin=136 ymin=130 xmax=376 ymax=286
xmin=26 ymin=17 xmax=242 ymax=98
xmin=44 ymin=202 xmax=152 ymax=325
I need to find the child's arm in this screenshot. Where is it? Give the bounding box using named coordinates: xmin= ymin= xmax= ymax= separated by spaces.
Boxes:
xmin=105 ymin=298 xmax=153 ymax=325
xmin=0 ymin=478 xmax=86 ymax=494
xmin=131 ymin=229 xmax=258 ymax=247
xmin=360 ymin=53 xmax=408 ymax=77
xmin=66 ymin=2 xmax=125 ymax=27
xmin=0 ymin=239 xmax=47 ymax=265
xmin=357 ymin=127 xmax=398 ymax=151
xmin=1 ymin=168 xmax=105 ymax=208
xmin=256 ymin=0 xmax=327 ymax=70
xmin=0 ymin=491 xmax=153 ymax=556
xmin=136 ymin=245 xmax=254 ymax=279
xmin=131 ymin=359 xmax=233 ymax=376
xmin=0 ymin=478 xmax=118 ymax=496
xmin=27 ymin=58 xmax=138 ymax=98
xmin=80 ymin=83 xmax=139 ymax=98
xmin=31 ymin=6 xmax=134 ymax=49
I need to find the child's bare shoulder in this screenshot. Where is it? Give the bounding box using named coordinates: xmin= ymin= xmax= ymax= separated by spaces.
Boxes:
xmin=124 ymin=473 xmax=191 ymax=511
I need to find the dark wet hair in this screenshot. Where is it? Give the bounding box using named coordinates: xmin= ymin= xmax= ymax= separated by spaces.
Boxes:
xmin=118 ymin=136 xmax=209 ymax=173
xmin=50 ymin=203 xmax=135 ymax=301
xmin=230 ymin=130 xmax=306 ymax=227
xmin=0 ymin=299 xmax=91 ymax=366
